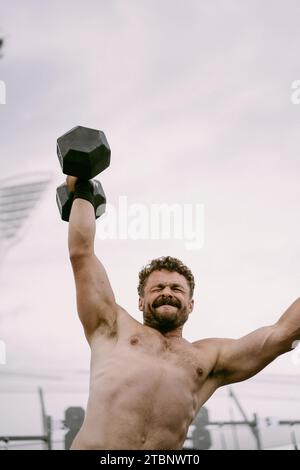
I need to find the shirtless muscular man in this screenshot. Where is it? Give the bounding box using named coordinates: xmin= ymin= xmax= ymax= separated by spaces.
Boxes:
xmin=66 ymin=175 xmax=300 ymax=450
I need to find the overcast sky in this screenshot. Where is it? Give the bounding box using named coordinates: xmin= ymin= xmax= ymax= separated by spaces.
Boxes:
xmin=1 ymin=0 xmax=300 ymax=384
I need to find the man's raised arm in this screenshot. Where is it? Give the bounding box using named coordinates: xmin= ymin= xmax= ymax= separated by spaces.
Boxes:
xmin=209 ymin=298 xmax=300 ymax=386
xmin=68 ymin=177 xmax=117 ymax=340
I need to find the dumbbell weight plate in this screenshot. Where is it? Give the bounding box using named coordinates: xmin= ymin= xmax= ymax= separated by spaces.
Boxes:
xmin=56 ymin=179 xmax=106 ymax=222
xmin=57 ymin=126 xmax=111 ymax=180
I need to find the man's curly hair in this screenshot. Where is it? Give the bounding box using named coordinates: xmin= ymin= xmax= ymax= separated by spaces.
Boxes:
xmin=138 ymin=256 xmax=195 ymax=298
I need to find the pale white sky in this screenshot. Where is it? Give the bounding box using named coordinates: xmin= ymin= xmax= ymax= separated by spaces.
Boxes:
xmin=0 ymin=0 xmax=300 ymax=397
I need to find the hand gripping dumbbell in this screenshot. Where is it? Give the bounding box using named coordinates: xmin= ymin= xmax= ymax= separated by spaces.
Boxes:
xmin=56 ymin=126 xmax=111 ymax=221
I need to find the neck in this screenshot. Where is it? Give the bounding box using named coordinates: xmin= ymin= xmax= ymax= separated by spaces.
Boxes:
xmin=163 ymin=328 xmax=183 ymax=339
xmin=143 ymin=320 xmax=184 ymax=338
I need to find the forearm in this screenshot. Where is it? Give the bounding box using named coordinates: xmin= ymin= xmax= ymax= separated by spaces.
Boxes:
xmin=275 ymin=298 xmax=300 ymax=351
xmin=68 ymin=198 xmax=96 ymax=257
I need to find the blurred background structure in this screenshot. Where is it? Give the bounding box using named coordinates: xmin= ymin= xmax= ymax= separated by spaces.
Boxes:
xmin=0 ymin=380 xmax=299 ymax=450
xmin=0 ymin=173 xmax=53 ymax=262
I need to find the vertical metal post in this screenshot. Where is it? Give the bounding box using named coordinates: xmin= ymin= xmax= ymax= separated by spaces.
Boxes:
xmin=252 ymin=413 xmax=262 ymax=450
xmin=38 ymin=387 xmax=52 ymax=450
xmin=46 ymin=416 xmax=52 ymax=450
xmin=229 ymin=387 xmax=262 ymax=450
xmin=290 ymin=423 xmax=299 ymax=450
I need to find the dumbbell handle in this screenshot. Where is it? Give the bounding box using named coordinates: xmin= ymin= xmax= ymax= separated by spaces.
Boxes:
xmin=56 ymin=179 xmax=106 ymax=222
xmin=66 ymin=175 xmax=78 ymax=193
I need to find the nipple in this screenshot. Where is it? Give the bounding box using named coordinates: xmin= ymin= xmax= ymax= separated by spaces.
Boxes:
xmin=196 ymin=367 xmax=203 ymax=376
xmin=130 ymin=336 xmax=139 ymax=345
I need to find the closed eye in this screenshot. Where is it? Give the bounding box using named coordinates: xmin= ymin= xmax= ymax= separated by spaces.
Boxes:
xmin=150 ymin=284 xmax=185 ymax=293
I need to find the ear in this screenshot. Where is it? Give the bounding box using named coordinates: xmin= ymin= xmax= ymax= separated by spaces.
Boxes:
xmin=138 ymin=297 xmax=144 ymax=312
xmin=188 ymin=299 xmax=194 ymax=314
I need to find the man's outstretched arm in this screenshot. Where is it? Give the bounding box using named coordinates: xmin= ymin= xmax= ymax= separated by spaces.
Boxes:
xmin=211 ymin=298 xmax=300 ymax=385
xmin=68 ymin=177 xmax=117 ymax=340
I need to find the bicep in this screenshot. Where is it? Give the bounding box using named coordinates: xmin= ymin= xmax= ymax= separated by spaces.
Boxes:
xmin=214 ymin=325 xmax=284 ymax=385
xmin=70 ymin=253 xmax=117 ymax=337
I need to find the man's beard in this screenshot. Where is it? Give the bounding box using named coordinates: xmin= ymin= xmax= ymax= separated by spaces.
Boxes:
xmin=143 ymin=296 xmax=189 ymax=333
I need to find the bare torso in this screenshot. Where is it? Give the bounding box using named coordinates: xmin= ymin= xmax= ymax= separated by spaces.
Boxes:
xmin=71 ymin=307 xmax=220 ymax=450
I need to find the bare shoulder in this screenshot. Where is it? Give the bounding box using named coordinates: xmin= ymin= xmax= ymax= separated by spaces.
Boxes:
xmin=115 ymin=304 xmax=151 ymax=338
xmin=86 ymin=304 xmax=141 ymax=344
xmin=192 ymin=337 xmax=229 ymax=377
xmin=193 ymin=329 xmax=280 ymax=386
xmin=193 ymin=337 xmax=226 ymax=351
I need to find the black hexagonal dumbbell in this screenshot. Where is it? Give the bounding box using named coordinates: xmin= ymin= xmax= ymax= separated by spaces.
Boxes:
xmin=57 ymin=125 xmax=111 ymax=179
xmin=56 ymin=126 xmax=110 ymax=221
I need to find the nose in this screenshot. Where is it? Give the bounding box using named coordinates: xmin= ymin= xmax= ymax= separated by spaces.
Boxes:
xmin=161 ymin=286 xmax=173 ymax=297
